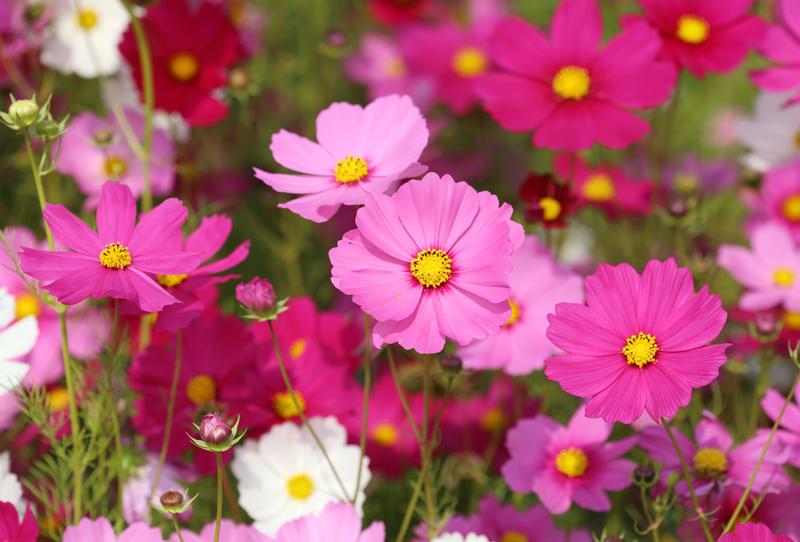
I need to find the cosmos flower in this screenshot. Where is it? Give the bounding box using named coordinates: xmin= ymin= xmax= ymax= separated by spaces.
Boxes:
xmin=256 ymin=94 xmax=429 ymax=223
xmin=63 ymin=517 xmax=165 ymax=542
xmin=41 ymin=0 xmax=129 ymax=78
xmin=502 ymin=405 xmax=636 ymax=514
xmin=173 ymin=520 xmax=269 ymax=542
xmin=0 ymin=502 xmax=36 ymax=542
xmin=737 ymin=92 xmax=800 ymax=173
xmin=752 ymin=0 xmax=800 ymax=105
xmin=661 ymin=154 xmax=738 ymax=196
xmin=231 ymin=416 xmax=371 ymax=536
xmin=458 ymin=236 xmax=583 ymax=375
xmin=630 ymin=0 xmax=766 ymax=77
xmin=330 ymin=172 xmax=524 ymax=354
xmin=518 ymin=172 xmax=575 ymax=229
xmin=761 ymin=388 xmax=800 ymax=468
xmin=19 ymin=182 xmax=202 ymax=313
xmin=263 ymin=502 xmax=384 ymax=542
xmin=367 ymin=0 xmax=432 ymax=26
xmin=545 ymin=258 xmax=729 ymax=424
xmin=719 ymin=523 xmax=794 ymax=542
xmin=476 ymin=0 xmax=676 ymax=151
xmin=0 ymin=288 xmax=36 ymax=393
xmin=747 ymin=160 xmax=800 ymax=243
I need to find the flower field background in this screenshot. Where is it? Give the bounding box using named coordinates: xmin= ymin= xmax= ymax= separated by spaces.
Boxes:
xmin=0 ymin=0 xmax=798 ymax=541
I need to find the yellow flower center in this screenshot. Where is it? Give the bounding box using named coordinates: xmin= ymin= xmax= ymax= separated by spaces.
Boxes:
xmin=693 ymin=447 xmax=728 ymax=477
xmin=676 ymin=14 xmax=710 ymax=45
xmin=76 ymin=9 xmax=98 ymax=30
xmin=410 ymin=248 xmax=452 ymax=288
xmin=782 ymin=195 xmax=800 ymax=222
xmin=169 ymin=53 xmax=200 ymax=82
xmin=103 ymin=155 xmax=129 ymax=180
xmin=289 ymin=339 xmax=306 ymax=359
xmin=286 ymin=473 xmax=314 ymax=500
xmin=186 ymin=374 xmax=216 ymax=406
xmin=501 ymin=533 xmax=528 ymax=542
xmin=555 ymin=447 xmax=588 ymax=478
xmin=46 ymin=386 xmax=69 ymax=413
xmin=622 ymin=332 xmax=659 ymax=368
xmin=272 ymin=391 xmax=306 ymax=419
xmin=552 ymin=66 xmax=591 ymax=100
xmin=385 ymin=57 xmax=406 ymax=78
xmin=539 ymin=196 xmax=562 ymax=221
xmin=453 ymin=46 xmax=488 ymax=77
xmin=774 ymin=267 xmax=795 ymax=287
xmin=156 ymin=274 xmax=188 ymax=288
xmin=583 ymin=173 xmax=615 ymax=201
xmin=334 ymin=155 xmax=368 ymax=184
xmin=673 ymin=173 xmax=699 ymax=193
xmin=372 ymin=423 xmax=399 ymax=447
xmin=480 ymin=407 xmax=508 ymax=432
xmin=15 ymin=293 xmax=40 ymax=319
xmin=99 ymin=243 xmax=132 ymax=270
xmin=502 ymin=298 xmax=521 ymax=328
xmin=784 ymin=311 xmax=800 ymax=330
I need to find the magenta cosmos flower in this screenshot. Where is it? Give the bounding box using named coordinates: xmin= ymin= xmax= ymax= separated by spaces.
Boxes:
xmin=0 ymin=502 xmax=37 ymax=542
xmin=264 ymin=502 xmax=384 ymax=542
xmin=458 ymin=236 xmax=583 ymax=375
xmin=256 ymin=94 xmax=429 ymax=222
xmin=64 ymin=518 xmax=165 ymax=542
xmin=330 ymin=172 xmax=524 ymax=354
xmin=762 ymin=387 xmax=800 ymax=468
xmin=630 ymin=0 xmax=766 ymax=78
xmin=19 ymin=182 xmax=202 ymax=313
xmin=502 ymin=405 xmax=636 ymax=514
xmin=720 ymin=522 xmax=795 ymax=542
xmin=545 ymin=258 xmax=729 ymax=423
xmin=718 ymin=222 xmax=800 ymax=312
xmin=476 ymin=0 xmax=676 ymax=151
xmin=752 ymin=0 xmax=800 ymax=104
xmin=749 ymin=160 xmax=800 ymax=242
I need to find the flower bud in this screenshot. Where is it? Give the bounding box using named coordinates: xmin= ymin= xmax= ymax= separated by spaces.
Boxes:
xmin=200 ymin=413 xmax=232 ymax=445
xmin=236 ymin=277 xmax=276 ymax=313
xmin=159 ymin=491 xmax=183 ymax=509
xmin=8 ymin=99 xmax=39 ymax=127
xmin=633 ymin=464 xmax=657 ymax=486
xmin=439 ymin=355 xmax=463 ymax=374
xmin=754 ymin=310 xmax=779 ymax=336
xmin=665 ymin=195 xmax=688 ymax=218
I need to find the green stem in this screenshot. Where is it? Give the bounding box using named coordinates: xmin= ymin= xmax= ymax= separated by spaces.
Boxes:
xmin=395 ymin=471 xmax=424 ymax=542
xmin=662 ymin=418 xmax=714 ymax=542
xmin=214 ymin=452 xmax=222 ymax=542
xmin=23 ymin=132 xmax=53 ymax=248
xmin=353 ymin=314 xmax=372 ymax=505
xmin=151 ymin=331 xmax=182 ymax=499
xmin=108 ymin=301 xmax=124 ymax=530
xmin=59 ymin=312 xmax=82 ymax=523
xmin=421 ymin=359 xmax=436 ymax=538
xmin=171 ymin=515 xmax=186 ymax=542
xmin=386 ymin=348 xmax=422 ymax=442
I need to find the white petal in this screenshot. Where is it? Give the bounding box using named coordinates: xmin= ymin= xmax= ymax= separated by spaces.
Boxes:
xmin=0 ymin=316 xmax=38 ymax=361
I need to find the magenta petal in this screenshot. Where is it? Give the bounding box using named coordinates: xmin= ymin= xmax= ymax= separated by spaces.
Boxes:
xmin=546 ymin=303 xmax=625 ymax=356
xmin=762 ymin=388 xmax=800 ymax=433
xmin=255 ymin=170 xmax=335 ymax=195
xmin=584 ymin=368 xmax=646 ymax=424
xmin=128 ymin=198 xmax=188 ymax=255
xmin=639 ymin=425 xmax=690 ymax=467
xmin=695 ymin=414 xmax=733 ymax=451
xmin=589 ymin=101 xmax=651 ymax=149
xmin=132 ymin=252 xmax=204 ymax=275
xmin=96 ymin=182 xmax=137 ymax=244
xmin=185 ymin=214 xmax=232 ymax=259
xmin=571 ymin=485 xmax=611 ymax=512
xmin=46 ymin=266 xmax=106 ymax=305
xmin=19 ymin=249 xmax=99 ymax=282
xmin=642 ymin=362 xmax=692 ymax=422
xmin=588 ymin=458 xmax=635 ymax=491
xmin=193 ymin=241 xmax=250 ymax=276
xmin=488 ymin=17 xmax=556 ymax=78
xmin=43 ymin=204 xmax=101 ymax=255
xmin=550 ymin=0 xmax=602 ymax=64
xmin=475 ymin=73 xmax=556 ymax=132
xmin=124 ymin=268 xmax=179 ymax=312
xmin=545 ymin=352 xmax=626 ymax=398
xmin=531 ymin=469 xmax=573 ymax=514
xmin=657 ymin=345 xmax=728 ymax=388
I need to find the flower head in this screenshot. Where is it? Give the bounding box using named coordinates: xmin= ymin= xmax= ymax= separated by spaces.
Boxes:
xmin=719 ymin=523 xmax=794 ymax=542
xmin=738 ymin=92 xmax=800 ymax=173
xmin=0 ymin=503 xmax=37 ymax=542
xmin=267 ymin=502 xmax=384 ymax=542
xmin=0 ymin=289 xmax=36 ymax=392
xmin=63 ymin=518 xmax=165 ymax=542
xmin=752 ymin=0 xmax=800 ymax=105
xmin=519 ymin=172 xmax=575 ymax=228
xmin=236 ymin=277 xmax=276 ymax=313
xmin=190 ymin=413 xmax=246 ymax=452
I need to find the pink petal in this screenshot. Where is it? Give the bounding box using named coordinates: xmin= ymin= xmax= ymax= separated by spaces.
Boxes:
xmin=583 ymin=262 xmax=641 ymax=337
xmin=96 ymin=182 xmax=137 ymax=244
xmin=316 ymin=101 xmax=365 ymax=159
xmin=643 ymin=362 xmax=693 ymax=422
xmin=359 ymin=95 xmax=429 ymax=176
xmin=571 ymin=485 xmax=611 ymax=511
xmin=762 ymin=388 xmax=800 ymax=433
xmin=185 ymin=214 xmax=232 ymax=258
xmin=487 ymin=16 xmax=556 ymax=78
xmin=128 ymin=198 xmax=188 ymax=255
xmin=656 ymin=345 xmax=728 ymax=388
xmin=759 ymin=27 xmax=800 ymax=63
xmin=546 ymin=303 xmax=626 ymax=356
xmin=782 ymin=0 xmax=800 ymax=39
xmin=717 ymin=245 xmax=772 ymax=289
xmin=355 ymin=193 xmax=419 ymax=261
xmin=279 ymin=190 xmax=345 ymax=223
xmin=695 ymin=414 xmax=733 ymax=451
xmin=193 ymin=241 xmax=250 ymax=276
xmin=372 ymin=295 xmax=446 ymax=354
xmin=566 ymin=406 xmax=612 ymax=445
xmin=269 ymin=129 xmax=335 ymax=175
xmin=656 ymin=287 xmax=727 ymax=351
xmin=43 ymin=204 xmax=101 ymax=255
xmin=132 ymin=251 xmax=204 ymax=275
xmin=19 ymin=249 xmax=99 ymax=282
xmin=255 ymin=170 xmax=335 ymax=195
xmin=45 ymin=266 xmax=105 ymax=305
xmin=475 ymin=73 xmax=556 ymax=132
xmin=550 ymin=0 xmax=602 ymax=64
xmin=584 ymin=368 xmax=647 ymax=424
xmin=531 ymin=468 xmax=573 ymax=514
xmin=588 ymin=458 xmax=635 ymax=491
xmin=124 ymin=268 xmax=179 ymax=312
xmin=751 ymin=66 xmax=800 ymax=93
xmin=545 ymin=352 xmax=626 ymax=398
xmin=639 ymin=424 xmax=691 ymax=467
xmin=432 ymin=287 xmax=508 ymax=346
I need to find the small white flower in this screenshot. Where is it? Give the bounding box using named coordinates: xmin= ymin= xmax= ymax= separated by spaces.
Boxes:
xmin=432 ymin=533 xmax=493 ymax=542
xmin=0 ymin=452 xmax=25 ymax=516
xmin=0 ymin=288 xmax=36 ymax=391
xmin=738 ymin=92 xmax=800 ymax=173
xmin=231 ymin=416 xmax=371 ymax=536
xmin=41 ymin=0 xmax=130 ymax=78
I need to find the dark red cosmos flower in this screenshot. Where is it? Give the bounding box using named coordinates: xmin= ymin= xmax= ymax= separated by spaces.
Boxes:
xmin=368 ymin=0 xmax=432 ymax=26
xmin=119 ymin=0 xmax=244 ymax=127
xmin=519 ymin=172 xmax=575 ymax=229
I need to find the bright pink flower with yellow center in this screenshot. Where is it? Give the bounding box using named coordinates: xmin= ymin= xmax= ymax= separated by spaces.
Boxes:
xmin=476 ymin=0 xmax=676 ymax=151
xmin=752 ymin=0 xmax=800 ymax=105
xmin=748 ymin=161 xmax=800 ymax=243
xmin=545 ymin=259 xmax=729 ymax=424
xmin=19 ymin=182 xmax=202 ymax=313
xmin=330 ymin=172 xmax=523 ymax=354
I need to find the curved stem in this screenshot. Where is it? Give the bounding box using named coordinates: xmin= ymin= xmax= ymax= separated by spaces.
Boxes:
xmin=214 ymin=452 xmax=223 ymax=542
xmin=421 ymin=360 xmax=436 ymax=538
xmin=171 ymin=515 xmax=186 ymax=542
xmin=386 ymin=348 xmax=421 ymax=443
xmin=23 ymin=132 xmax=53 ymax=248
xmin=395 ymin=471 xmax=424 ymax=542
xmin=353 ymin=314 xmax=372 ymax=505
xmin=151 ymin=331 xmax=182 ymax=499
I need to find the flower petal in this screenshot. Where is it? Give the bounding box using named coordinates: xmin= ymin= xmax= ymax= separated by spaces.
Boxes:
xmin=128 ymin=198 xmax=188 ymax=255
xmin=43 ymin=205 xmax=102 ymax=255
xmin=96 ymin=181 xmax=137 ymax=244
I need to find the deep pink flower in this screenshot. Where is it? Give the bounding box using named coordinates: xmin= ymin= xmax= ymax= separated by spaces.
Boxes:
xmin=762 ymin=387 xmax=800 ymax=468
xmin=64 ymin=518 xmax=165 ymax=542
xmin=747 ymin=160 xmax=800 ymax=242
xmin=330 ymin=172 xmax=524 ymax=354
xmin=631 ymin=0 xmax=766 ymax=78
xmin=0 ymin=503 xmax=37 ymax=542
xmin=545 ymin=259 xmax=729 ymax=424
xmin=236 ymin=277 xmax=277 ymax=313
xmin=256 ymin=94 xmax=429 ymax=222
xmin=752 ymin=0 xmax=800 ymax=104
xmin=367 ymin=0 xmax=432 ymax=26
xmin=19 ymin=182 xmax=202 ymax=313
xmin=502 ymin=405 xmax=636 ymax=514
xmin=719 ymin=523 xmax=794 ymax=542
xmin=476 ymin=0 xmax=676 ymax=151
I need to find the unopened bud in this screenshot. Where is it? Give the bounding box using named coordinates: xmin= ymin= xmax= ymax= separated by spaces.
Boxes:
xmin=200 ymin=413 xmax=232 ymax=445
xmin=9 ymin=99 xmax=39 ymax=127
xmin=633 ymin=464 xmax=657 ymax=486
xmin=236 ymin=277 xmax=276 ymax=313
xmin=159 ymin=491 xmax=183 ymax=509
xmin=439 ymin=355 xmax=462 ymax=374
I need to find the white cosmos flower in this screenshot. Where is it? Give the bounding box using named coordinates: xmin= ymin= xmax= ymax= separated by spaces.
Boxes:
xmin=231 ymin=416 xmax=371 ymax=536
xmin=41 ymin=0 xmax=130 ymax=78
xmin=738 ymin=92 xmax=800 ymax=173
xmin=0 ymin=288 xmax=35 ymax=391
xmin=0 ymin=452 xmax=25 ymax=516
xmin=432 ymin=534 xmax=493 ymax=542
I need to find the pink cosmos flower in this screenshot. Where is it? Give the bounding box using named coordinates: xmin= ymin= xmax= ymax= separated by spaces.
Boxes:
xmin=545 ymin=258 xmax=729 ymax=424
xmin=476 ymin=0 xmax=676 ymax=151
xmin=173 ymin=520 xmax=269 ymax=542
xmin=762 ymin=387 xmax=800 ymax=468
xmin=458 ymin=236 xmax=582 ymax=375
xmin=719 ymin=523 xmax=794 ymax=542
xmin=0 ymin=503 xmax=37 ymax=542
xmin=748 ymin=160 xmax=800 ymax=242
xmin=55 ymin=109 xmax=175 ymax=207
xmin=19 ymin=182 xmax=202 ymax=313
xmin=502 ymin=405 xmax=636 ymax=514
xmin=718 ymin=222 xmax=800 ymax=312
xmin=64 ymin=518 xmax=165 ymax=541
xmin=630 ymin=0 xmax=766 ymax=78
xmin=264 ymin=502 xmax=384 ymax=542
xmin=255 ymin=94 xmax=429 ymax=222
xmin=752 ymin=0 xmax=800 ymax=104
xmin=330 ymin=172 xmax=524 ymax=354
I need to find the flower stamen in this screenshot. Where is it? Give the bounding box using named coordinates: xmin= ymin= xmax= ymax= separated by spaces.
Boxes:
xmin=156 ymin=274 xmax=188 ymax=288
xmin=693 ymin=447 xmax=727 ymax=477
xmin=555 ymin=447 xmax=588 ymax=478
xmin=286 ymin=473 xmax=314 ymax=500
xmin=186 ymin=374 xmax=216 ymax=406
xmin=99 ymin=243 xmax=132 ymax=270
xmin=410 ymin=248 xmax=452 ymax=288
xmin=774 ymin=267 xmax=795 ymax=287
xmin=453 ymin=46 xmax=488 ymax=77
xmin=623 ymin=332 xmax=659 ymax=367
xmin=676 ymin=14 xmax=709 ymax=44
xmin=169 ymin=53 xmax=200 ymax=82
xmin=552 ymin=66 xmax=591 ymax=100
xmin=334 ymin=156 xmax=368 ymax=184
xmin=372 ymin=423 xmax=399 ymax=446
xmin=272 ymin=391 xmax=306 ymax=419
xmin=583 ymin=174 xmax=615 ymax=201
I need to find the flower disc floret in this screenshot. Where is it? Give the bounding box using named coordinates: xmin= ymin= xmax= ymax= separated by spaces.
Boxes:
xmin=410 ymin=248 xmax=452 ymax=288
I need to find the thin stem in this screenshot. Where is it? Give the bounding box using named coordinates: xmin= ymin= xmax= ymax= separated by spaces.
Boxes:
xmin=23 ymin=132 xmax=53 ymax=248
xmin=171 ymin=515 xmax=186 ymax=542
xmin=395 ymin=471 xmax=424 ymax=542
xmin=421 ymin=359 xmax=436 ymax=538
xmin=59 ymin=312 xmax=82 ymax=523
xmin=639 ymin=485 xmax=661 ymax=542
xmin=221 ymin=467 xmax=243 ymax=522
xmin=662 ymin=418 xmax=714 ymax=542
xmin=266 ymin=321 xmax=352 ymax=500
xmin=723 ymin=372 xmax=800 ymax=533
xmin=386 ymin=348 xmax=422 ymax=443
xmin=106 ymin=304 xmax=124 ymax=529
xmin=214 ymin=452 xmax=223 ymax=542
xmin=151 ymin=331 xmax=182 ymax=499
xmin=353 ymin=314 xmax=372 ymax=505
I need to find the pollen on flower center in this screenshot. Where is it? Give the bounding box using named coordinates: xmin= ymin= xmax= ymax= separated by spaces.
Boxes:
xmin=552 ymin=65 xmax=591 ymax=100
xmin=555 ymin=447 xmax=588 ymax=478
xmin=169 ymin=52 xmax=200 ymax=82
xmin=15 ymin=293 xmax=40 ymax=319
xmin=674 ymin=173 xmax=699 ymax=193
xmin=272 ymin=391 xmax=306 ymax=419
xmin=676 ymin=14 xmax=710 ymax=45
xmin=334 ymin=155 xmax=368 ymax=184
xmin=622 ymin=332 xmax=659 ymax=367
xmin=186 ymin=374 xmax=217 ymax=406
xmin=46 ymin=386 xmax=69 ymax=413
xmin=782 ymin=195 xmax=800 ymax=221
xmin=480 ymin=407 xmax=508 ymax=432
xmin=410 ymin=248 xmax=452 ymax=288
xmin=539 ymin=196 xmax=562 ymax=221
xmin=76 ymin=8 xmax=98 ymax=30
xmin=372 ymin=423 xmax=399 ymax=446
xmin=99 ymin=243 xmax=132 ymax=270
xmin=774 ymin=267 xmax=795 ymax=287
xmin=502 ymin=298 xmax=522 ymax=328
xmin=286 ymin=473 xmax=314 ymax=500
xmin=693 ymin=447 xmax=728 ymax=477
xmin=385 ymin=57 xmax=406 ymax=78
xmin=784 ymin=311 xmax=800 ymax=330
xmin=103 ymin=155 xmax=129 ymax=180
xmin=453 ymin=46 xmax=488 ymax=77
xmin=501 ymin=532 xmax=528 ymax=542
xmin=583 ymin=174 xmax=615 ymax=201
xmin=289 ymin=338 xmax=306 ymax=359
xmin=156 ymin=274 xmax=188 ymax=288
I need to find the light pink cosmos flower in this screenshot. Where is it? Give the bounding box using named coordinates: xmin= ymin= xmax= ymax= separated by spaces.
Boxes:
xmin=458 ymin=236 xmax=583 ymax=375
xmin=719 ymin=522 xmax=795 ymax=542
xmin=329 ymin=172 xmax=524 ymax=354
xmin=476 ymin=0 xmax=676 ymax=151
xmin=173 ymin=520 xmax=269 ymax=542
xmin=19 ymin=182 xmax=202 ymax=313
xmin=545 ymin=259 xmax=729 ymax=424
xmin=718 ymin=222 xmax=800 ymax=312
xmin=747 ymin=160 xmax=800 ymax=242
xmin=502 ymin=405 xmax=636 ymax=514
xmin=640 ymin=411 xmax=790 ymax=496
xmin=762 ymin=387 xmax=800 ymax=468
xmin=55 ymin=109 xmax=175 ymax=207
xmin=752 ymin=0 xmax=800 ymax=105
xmin=255 ymin=94 xmax=429 ymax=223
xmin=262 ymin=502 xmax=384 ymax=542
xmin=63 ymin=517 xmax=166 ymax=542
